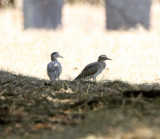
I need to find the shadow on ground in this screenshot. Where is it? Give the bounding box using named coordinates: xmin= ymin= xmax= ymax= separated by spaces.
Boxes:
xmin=0 ymin=70 xmax=160 ymax=139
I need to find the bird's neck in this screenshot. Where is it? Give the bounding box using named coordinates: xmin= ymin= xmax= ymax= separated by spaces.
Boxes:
xmin=98 ymin=60 xmax=105 ymax=63
xmin=51 ymin=57 xmax=57 ymax=61
xmin=98 ymin=60 xmax=106 ymax=68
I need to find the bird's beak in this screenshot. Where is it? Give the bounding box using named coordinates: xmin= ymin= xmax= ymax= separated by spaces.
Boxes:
xmin=59 ymin=55 xmax=63 ymax=58
xmin=107 ymin=57 xmax=111 ymax=60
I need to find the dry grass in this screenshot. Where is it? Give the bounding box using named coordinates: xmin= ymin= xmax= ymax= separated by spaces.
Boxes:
xmin=0 ymin=2 xmax=160 ymax=83
xmin=0 ymin=1 xmax=160 ymax=139
xmin=0 ymin=70 xmax=160 ymax=139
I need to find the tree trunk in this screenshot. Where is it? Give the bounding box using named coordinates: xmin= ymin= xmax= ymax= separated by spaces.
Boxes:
xmin=105 ymin=0 xmax=152 ymax=30
xmin=23 ymin=0 xmax=63 ymax=29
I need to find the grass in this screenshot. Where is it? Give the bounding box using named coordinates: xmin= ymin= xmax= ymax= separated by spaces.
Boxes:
xmin=0 ymin=1 xmax=160 ymax=139
xmin=0 ymin=70 xmax=160 ymax=139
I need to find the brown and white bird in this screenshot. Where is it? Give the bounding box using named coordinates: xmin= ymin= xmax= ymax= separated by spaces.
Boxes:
xmin=47 ymin=52 xmax=63 ymax=82
xmin=75 ymin=55 xmax=111 ymax=81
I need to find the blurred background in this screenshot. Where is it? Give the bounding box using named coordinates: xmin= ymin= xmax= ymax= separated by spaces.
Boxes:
xmin=0 ymin=0 xmax=160 ymax=83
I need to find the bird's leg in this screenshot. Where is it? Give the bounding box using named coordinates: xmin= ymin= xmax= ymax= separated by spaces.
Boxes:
xmin=93 ymin=77 xmax=96 ymax=82
xmin=51 ymin=78 xmax=56 ymax=83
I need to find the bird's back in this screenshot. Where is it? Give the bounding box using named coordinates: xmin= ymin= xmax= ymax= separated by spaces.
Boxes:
xmin=47 ymin=60 xmax=62 ymax=81
xmin=75 ymin=62 xmax=101 ymax=80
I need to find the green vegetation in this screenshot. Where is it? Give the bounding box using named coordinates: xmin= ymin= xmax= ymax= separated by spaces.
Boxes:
xmin=0 ymin=0 xmax=14 ymax=7
xmin=0 ymin=70 xmax=160 ymax=138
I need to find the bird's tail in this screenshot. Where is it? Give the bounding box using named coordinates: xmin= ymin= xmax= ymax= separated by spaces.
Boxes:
xmin=74 ymin=76 xmax=79 ymax=80
xmin=74 ymin=75 xmax=81 ymax=81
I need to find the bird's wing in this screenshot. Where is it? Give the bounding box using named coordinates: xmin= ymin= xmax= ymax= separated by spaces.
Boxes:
xmin=75 ymin=62 xmax=100 ymax=79
xmin=47 ymin=62 xmax=61 ymax=79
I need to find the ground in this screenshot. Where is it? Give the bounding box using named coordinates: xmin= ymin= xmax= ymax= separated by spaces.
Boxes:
xmin=0 ymin=70 xmax=160 ymax=139
xmin=0 ymin=1 xmax=160 ymax=139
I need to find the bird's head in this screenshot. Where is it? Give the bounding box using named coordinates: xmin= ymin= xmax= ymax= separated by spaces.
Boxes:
xmin=51 ymin=52 xmax=63 ymax=61
xmin=98 ymin=55 xmax=111 ymax=62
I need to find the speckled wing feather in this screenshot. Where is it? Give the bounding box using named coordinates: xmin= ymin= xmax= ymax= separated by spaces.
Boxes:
xmin=75 ymin=62 xmax=100 ymax=80
xmin=47 ymin=61 xmax=62 ymax=80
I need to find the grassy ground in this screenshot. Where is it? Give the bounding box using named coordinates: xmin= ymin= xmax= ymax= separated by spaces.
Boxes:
xmin=0 ymin=1 xmax=160 ymax=139
xmin=0 ymin=70 xmax=160 ymax=139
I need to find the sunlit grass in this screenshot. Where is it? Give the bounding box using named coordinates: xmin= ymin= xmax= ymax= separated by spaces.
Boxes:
xmin=0 ymin=2 xmax=160 ymax=83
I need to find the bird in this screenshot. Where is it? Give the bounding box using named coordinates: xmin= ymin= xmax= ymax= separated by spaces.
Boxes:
xmin=47 ymin=52 xmax=63 ymax=82
xmin=75 ymin=55 xmax=111 ymax=81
